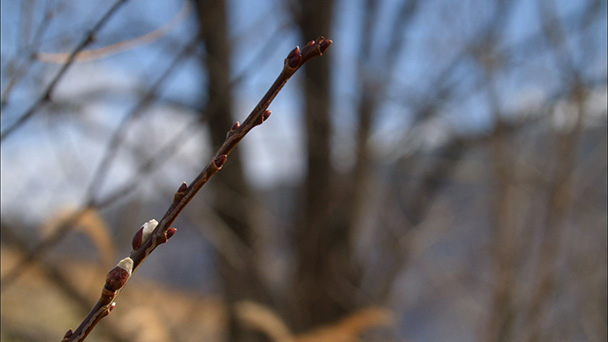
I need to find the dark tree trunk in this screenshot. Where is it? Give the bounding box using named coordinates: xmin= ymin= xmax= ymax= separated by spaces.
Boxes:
xmin=194 ymin=1 xmax=268 ymax=341
xmin=293 ymin=0 xmax=359 ymax=332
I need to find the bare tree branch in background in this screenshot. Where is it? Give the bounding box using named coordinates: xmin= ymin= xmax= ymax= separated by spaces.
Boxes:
xmin=522 ymin=3 xmax=590 ymax=341
xmin=1 ymin=0 xmax=55 ymax=110
xmin=0 ymin=0 xmax=128 ymax=141
xmin=0 ymin=36 xmax=202 ymax=292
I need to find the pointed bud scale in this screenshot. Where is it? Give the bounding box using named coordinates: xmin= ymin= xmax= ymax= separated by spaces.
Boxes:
xmin=286 ymin=46 xmax=302 ymax=69
xmin=226 ymin=121 xmax=241 ymax=139
xmin=319 ymin=39 xmax=332 ymax=54
xmin=167 ymin=227 xmax=177 ymax=240
xmin=255 ymin=110 xmax=272 ymax=126
xmin=287 ymin=46 xmax=301 ymax=59
xmin=63 ymin=329 xmax=73 ymax=339
xmin=174 ymin=182 xmax=188 ymax=202
xmin=105 ymin=257 xmax=133 ymax=291
xmin=132 ymin=228 xmax=144 ymax=250
xmin=305 ymin=40 xmax=315 ymax=47
xmin=214 ymin=154 xmax=227 ymax=169
xmin=287 ymin=53 xmax=302 ymax=69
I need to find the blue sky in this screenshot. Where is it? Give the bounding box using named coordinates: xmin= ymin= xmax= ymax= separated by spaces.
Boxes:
xmin=1 ymin=0 xmax=606 ymax=224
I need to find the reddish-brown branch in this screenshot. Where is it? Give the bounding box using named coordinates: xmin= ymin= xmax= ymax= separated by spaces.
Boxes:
xmin=62 ymin=36 xmax=332 ymax=342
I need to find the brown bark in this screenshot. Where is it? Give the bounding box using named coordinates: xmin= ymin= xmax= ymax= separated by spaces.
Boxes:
xmin=293 ymin=0 xmax=354 ymax=331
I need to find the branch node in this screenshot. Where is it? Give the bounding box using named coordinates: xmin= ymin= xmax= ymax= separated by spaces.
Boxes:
xmin=173 ymin=182 xmax=188 ymax=202
xmin=286 ymin=46 xmax=302 ymax=69
xmin=100 ymin=302 xmax=116 ymax=319
xmin=43 ymin=90 xmax=52 ymax=102
xmin=214 ymin=154 xmax=228 ymax=169
xmin=131 ymin=219 xmax=158 ymax=250
xmin=166 ymin=227 xmax=177 ymax=240
xmin=62 ymin=329 xmax=73 ymax=342
xmin=319 ymin=38 xmax=332 ymax=53
xmin=255 ymin=110 xmax=272 ymax=126
xmin=85 ymin=31 xmax=97 ymax=45
xmin=226 ymin=121 xmax=241 ymax=139
xmin=104 ymin=257 xmax=133 ymax=292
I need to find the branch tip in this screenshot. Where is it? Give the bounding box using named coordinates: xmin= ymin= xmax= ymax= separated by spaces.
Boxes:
xmin=300 ymin=36 xmax=332 ymax=62
xmin=319 ymin=38 xmax=332 ymax=53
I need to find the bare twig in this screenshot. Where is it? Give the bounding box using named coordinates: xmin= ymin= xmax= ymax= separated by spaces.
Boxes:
xmin=61 ymin=36 xmax=332 ymax=342
xmin=1 ymin=0 xmax=128 ymax=141
xmin=0 ymin=33 xmax=193 ymax=290
xmin=0 ymin=27 xmax=283 ymax=291
xmin=36 ymin=0 xmax=192 ymax=64
xmin=1 ymin=0 xmax=55 ymax=109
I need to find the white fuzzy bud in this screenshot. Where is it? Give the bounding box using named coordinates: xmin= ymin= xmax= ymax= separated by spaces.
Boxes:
xmin=132 ymin=219 xmax=158 ymax=250
xmin=141 ymin=219 xmax=158 ymax=242
xmin=117 ymin=257 xmax=134 ymax=276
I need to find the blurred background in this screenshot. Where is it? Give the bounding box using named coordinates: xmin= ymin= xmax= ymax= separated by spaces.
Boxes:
xmin=1 ymin=0 xmax=606 ymax=341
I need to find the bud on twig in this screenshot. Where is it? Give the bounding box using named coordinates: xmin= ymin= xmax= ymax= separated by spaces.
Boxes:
xmin=166 ymin=227 xmax=177 ymax=240
xmin=104 ymin=257 xmax=133 ymax=292
xmin=132 ymin=219 xmax=158 ymax=250
xmin=256 ymin=110 xmax=272 ymax=126
xmin=214 ymin=154 xmax=227 ymax=169
xmin=226 ymin=121 xmax=241 ymax=139
xmin=62 ymin=329 xmax=73 ymax=341
xmin=302 ymin=36 xmax=332 ymax=62
xmin=286 ymin=46 xmax=302 ymax=69
xmin=319 ymin=39 xmax=332 ymax=53
xmin=154 ymin=227 xmax=177 ymax=245
xmin=174 ymin=182 xmax=188 ymax=202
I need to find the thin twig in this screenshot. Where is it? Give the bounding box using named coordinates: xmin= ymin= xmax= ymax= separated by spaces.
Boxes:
xmin=1 ymin=0 xmax=128 ymax=141
xmin=36 ymin=0 xmax=192 ymax=64
xmin=61 ymin=36 xmax=332 ymax=342
xmin=1 ymin=27 xmax=282 ymax=291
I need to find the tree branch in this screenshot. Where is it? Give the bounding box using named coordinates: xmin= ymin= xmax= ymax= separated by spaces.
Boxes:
xmin=1 ymin=0 xmax=128 ymax=141
xmin=61 ymin=36 xmax=332 ymax=342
